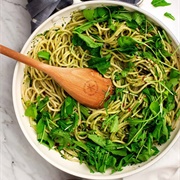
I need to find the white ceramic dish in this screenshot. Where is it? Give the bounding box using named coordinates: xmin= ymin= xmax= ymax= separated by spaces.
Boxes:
xmin=12 ymin=1 xmax=180 ymax=179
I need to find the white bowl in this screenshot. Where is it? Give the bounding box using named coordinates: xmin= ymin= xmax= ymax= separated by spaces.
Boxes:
xmin=12 ymin=1 xmax=180 ymax=179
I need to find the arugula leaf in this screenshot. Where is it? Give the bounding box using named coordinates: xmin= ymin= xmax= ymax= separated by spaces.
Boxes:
xmin=50 ymin=128 xmax=74 ymax=149
xmin=165 ymin=94 xmax=175 ymax=111
xmin=74 ymin=141 xmax=90 ymax=152
xmin=57 ymin=96 xmax=79 ymax=132
xmin=164 ymin=12 xmax=175 ymax=20
xmin=83 ymin=7 xmax=109 ymax=21
xmin=175 ymin=109 xmax=180 ymax=120
xmin=36 ymin=118 xmax=45 ymax=135
xmin=138 ymin=147 xmax=159 ymax=161
xmin=37 ymin=96 xmax=49 ymax=111
xmin=25 ymin=103 xmax=37 ymax=119
xmin=73 ymin=22 xmax=94 ymax=34
xmin=150 ymin=101 xmax=160 ymax=115
xmin=73 ymin=16 xmax=108 ymax=33
xmin=72 ymin=33 xmax=101 ymax=57
xmin=76 ymin=33 xmax=103 ymax=48
xmin=60 ymin=96 xmax=76 ymax=118
xmin=88 ymin=134 xmax=107 ymax=147
xmin=87 ymin=56 xmax=111 ymax=75
xmin=80 ymin=105 xmax=90 ymax=118
xmin=170 ymin=69 xmax=180 ymax=79
xmin=110 ymin=116 xmax=119 ymax=133
xmin=151 ymin=0 xmax=171 ymax=7
xmin=37 ymin=51 xmax=50 ymax=61
xmin=132 ymin=12 xmax=146 ymax=26
xmin=83 ymin=9 xmax=95 ymax=21
xmin=112 ymin=12 xmax=132 ymax=21
xmin=118 ymin=36 xmax=138 ymax=53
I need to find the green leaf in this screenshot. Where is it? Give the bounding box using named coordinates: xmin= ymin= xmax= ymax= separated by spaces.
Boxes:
xmin=88 ymin=134 xmax=106 ymax=147
xmin=25 ymin=104 xmax=37 ymax=119
xmin=73 ymin=21 xmax=95 ymax=34
xmin=77 ymin=33 xmax=103 ymax=48
xmin=110 ymin=116 xmax=119 ymax=133
xmin=132 ymin=12 xmax=146 ymax=26
xmin=80 ymin=105 xmax=90 ymax=118
xmin=164 ymin=12 xmax=175 ymax=20
xmin=170 ymin=69 xmax=180 ymax=79
xmin=151 ymin=0 xmax=171 ymax=7
xmin=150 ymin=101 xmax=160 ymax=115
xmin=87 ymin=56 xmax=111 ymax=75
xmin=165 ymin=94 xmax=175 ymax=111
xmin=37 ymin=118 xmax=45 ymax=134
xmin=73 ymin=16 xmax=108 ymax=34
xmin=83 ymin=7 xmax=108 ymax=21
xmin=60 ymin=96 xmax=76 ymax=118
xmin=50 ymin=128 xmax=73 ymax=148
xmin=138 ymin=147 xmax=159 ymax=161
xmin=74 ymin=141 xmax=90 ymax=152
xmin=118 ymin=36 xmax=137 ymax=53
xmin=175 ymin=109 xmax=180 ymax=120
xmin=96 ymin=7 xmax=109 ymax=17
xmin=72 ymin=33 xmax=101 ymax=57
xmin=112 ymin=12 xmax=132 ymax=21
xmin=37 ymin=51 xmax=50 ymax=60
xmin=83 ymin=9 xmax=95 ymax=21
xmin=37 ymin=96 xmax=49 ymax=111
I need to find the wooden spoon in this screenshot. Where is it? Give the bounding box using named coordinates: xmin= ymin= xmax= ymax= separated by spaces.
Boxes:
xmin=0 ymin=44 xmax=113 ymax=109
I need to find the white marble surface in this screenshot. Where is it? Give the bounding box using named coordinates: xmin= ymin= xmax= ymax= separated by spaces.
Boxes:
xmin=0 ymin=0 xmax=179 ymax=180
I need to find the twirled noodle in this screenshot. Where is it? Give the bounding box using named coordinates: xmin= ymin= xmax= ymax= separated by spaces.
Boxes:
xmin=22 ymin=7 xmax=180 ymax=172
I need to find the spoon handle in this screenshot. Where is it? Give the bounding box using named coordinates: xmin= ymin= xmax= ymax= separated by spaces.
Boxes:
xmin=0 ymin=44 xmax=49 ymax=73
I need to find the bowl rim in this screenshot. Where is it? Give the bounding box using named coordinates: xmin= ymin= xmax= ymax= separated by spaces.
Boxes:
xmin=12 ymin=1 xmax=180 ymax=179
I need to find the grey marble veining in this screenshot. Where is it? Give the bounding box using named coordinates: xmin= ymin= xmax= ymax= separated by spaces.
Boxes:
xmin=0 ymin=0 xmax=180 ymax=180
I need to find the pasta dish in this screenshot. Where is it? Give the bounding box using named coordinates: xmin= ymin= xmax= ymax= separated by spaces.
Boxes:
xmin=22 ymin=6 xmax=180 ymax=173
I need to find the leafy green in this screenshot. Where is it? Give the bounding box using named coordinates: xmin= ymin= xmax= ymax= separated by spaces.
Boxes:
xmin=72 ymin=33 xmax=101 ymax=57
xmin=175 ymin=109 xmax=180 ymax=120
xmin=88 ymin=134 xmax=107 ymax=147
xmin=133 ymin=12 xmax=146 ymax=26
xmin=164 ymin=12 xmax=175 ymax=20
xmin=83 ymin=7 xmax=109 ymax=21
xmin=75 ymin=33 xmax=103 ymax=49
xmin=50 ymin=128 xmax=74 ymax=150
xmin=73 ymin=16 xmax=108 ymax=34
xmin=83 ymin=9 xmax=95 ymax=21
xmin=112 ymin=12 xmax=132 ymax=21
xmin=151 ymin=0 xmax=171 ymax=7
xmin=37 ymin=51 xmax=50 ymax=60
xmin=25 ymin=103 xmax=37 ymax=119
xmin=87 ymin=56 xmax=111 ymax=75
xmin=118 ymin=36 xmax=138 ymax=53
xmin=150 ymin=101 xmax=160 ymax=115
xmin=57 ymin=96 xmax=79 ymax=132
